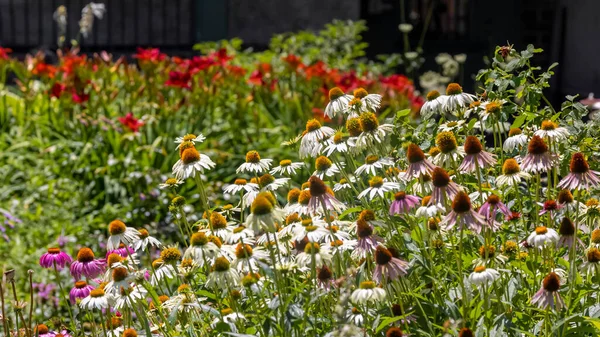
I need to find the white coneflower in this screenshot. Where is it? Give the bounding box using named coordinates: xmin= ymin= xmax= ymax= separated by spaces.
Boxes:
xmin=355 ymin=155 xmax=394 ymax=177
xmin=300 ymin=119 xmax=335 ymax=159
xmin=172 ymin=146 xmax=216 ymax=179
xmin=270 ymin=159 xmax=304 ymax=176
xmin=503 ymin=128 xmax=528 ymax=152
xmin=162 ymin=284 xmax=203 ymax=314
xmin=293 ymin=217 xmax=330 ymax=242
xmin=232 ymin=243 xmax=269 ymax=272
xmin=350 ymin=281 xmax=386 ymax=304
xmin=438 ymin=120 xmax=466 ymax=132
xmin=527 ymin=226 xmax=559 ymax=249
xmin=226 ymin=225 xmax=255 ymax=245
xmin=333 ymin=177 xmax=353 ymax=192
xmin=150 ymin=258 xmax=177 ymax=285
xmin=223 ymin=179 xmax=259 ymax=197
xmin=113 ymin=285 xmax=145 ymax=310
xmin=296 ymin=242 xmax=333 ymax=269
xmin=312 ymin=156 xmax=342 ymax=179
xmin=107 ymin=220 xmax=140 ymax=251
xmin=258 ymin=173 xmax=290 ymax=192
xmin=355 ymin=112 xmax=394 ymax=147
xmin=443 ymin=83 xmax=476 ymax=113
xmin=105 ymin=267 xmax=134 ymax=295
xmin=358 ymin=176 xmax=400 ymax=201
xmin=201 ymin=212 xmax=233 ymax=242
xmin=212 ymin=309 xmax=246 ymax=334
xmin=237 ymin=150 xmax=272 ymax=174
xmin=323 ymin=130 xmax=355 ymax=156
xmin=352 ymin=88 xmax=382 ymax=113
xmin=324 ymin=87 xmax=353 ymax=119
xmin=133 ymin=229 xmax=162 ymax=252
xmin=419 ymin=90 xmax=447 ymax=119
xmin=245 ymin=192 xmax=285 ymax=233
xmin=79 ymin=2 xmax=105 ymax=38
xmin=534 ymin=120 xmax=569 ymax=142
xmin=184 ymin=232 xmax=219 ymax=266
xmin=206 ymin=257 xmax=240 ymax=289
xmin=468 ymin=265 xmax=500 ymax=286
xmin=79 ymin=287 xmax=109 ymax=310
xmin=158 ymin=177 xmax=184 ymax=189
xmin=416 ymin=196 xmax=445 ymax=217
xmin=581 ymin=248 xmax=600 ymax=277
xmin=175 ymin=133 xmax=206 ymax=149
xmin=432 ymin=131 xmax=464 ymax=168
xmin=496 ymin=158 xmax=531 ymax=187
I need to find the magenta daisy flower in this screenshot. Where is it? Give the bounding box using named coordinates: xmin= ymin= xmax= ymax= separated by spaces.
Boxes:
xmin=531 ymin=272 xmax=565 ymax=311
xmin=458 ymin=136 xmax=496 ymax=173
xmin=440 ymin=191 xmax=487 ymax=233
xmin=521 ymin=135 xmax=558 ymax=174
xmin=373 ymin=245 xmax=409 ymax=283
xmin=70 ymin=247 xmax=106 ymax=280
xmin=69 ymin=280 xmax=94 ymax=304
xmin=405 ymin=143 xmax=436 ymax=179
xmin=389 ymin=191 xmax=421 ymax=215
xmin=558 ymin=152 xmax=600 ymax=190
xmin=40 ymin=247 xmax=72 ymax=269
xmin=106 ymin=245 xmax=136 ymax=259
xmin=429 ymin=167 xmax=461 ymax=208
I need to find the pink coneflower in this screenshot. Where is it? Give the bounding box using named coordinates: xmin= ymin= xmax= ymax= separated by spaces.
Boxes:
xmin=440 ymin=191 xmax=487 ymax=233
xmin=373 ymin=246 xmax=408 ymax=283
xmin=531 ymin=272 xmax=565 ymax=311
xmin=429 ymin=167 xmax=461 ymax=207
xmin=106 ymin=244 xmax=136 ymax=259
xmin=70 ymin=247 xmax=106 ymax=280
xmin=69 ymin=280 xmax=94 ymax=304
xmin=521 ymin=135 xmax=558 ymax=174
xmin=389 ymin=191 xmax=421 ymax=215
xmin=458 ymin=136 xmax=496 ymax=173
xmin=307 ymin=176 xmax=346 ymax=215
xmin=557 ymin=217 xmax=582 ymax=250
xmin=539 ymin=200 xmax=563 ymax=220
xmin=35 ymin=324 xmax=54 ymax=337
xmin=316 ymin=265 xmax=336 ymax=291
xmin=558 ymin=153 xmax=600 ymax=190
xmin=478 ymin=194 xmax=511 ymax=220
xmin=40 ymin=247 xmax=72 ymax=269
xmin=405 ymin=144 xmax=436 ymax=179
xmin=354 ymin=219 xmax=383 ymax=258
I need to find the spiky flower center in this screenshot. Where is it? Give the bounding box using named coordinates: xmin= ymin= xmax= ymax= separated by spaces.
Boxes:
xmin=304 ymin=242 xmax=321 ymax=254
xmin=123 ymin=329 xmax=137 ymax=337
xmin=406 ymin=143 xmax=425 ymax=163
xmin=160 ymin=248 xmax=182 ymax=264
xmin=36 ymin=325 xmax=50 ymax=335
xmin=235 ymin=178 xmax=247 ymax=185
xmin=172 ymin=196 xmax=186 ymax=207
xmin=429 ymin=146 xmax=441 ymax=157
xmin=478 ymin=245 xmax=496 ymax=258
xmin=557 ymin=189 xmax=574 ymax=204
xmin=210 ymin=212 xmax=228 ymax=229
xmin=570 ymin=152 xmax=589 ymax=173
xmin=502 ymin=158 xmax=520 ymax=175
xmin=458 ymin=327 xmax=474 ymax=337
xmin=369 ymin=176 xmax=384 ymax=188
xmin=280 ymin=159 xmax=292 ymax=167
xmin=90 ymin=288 xmax=105 ymax=297
xmin=508 ymin=128 xmax=522 ymax=137
xmin=108 ymin=220 xmax=127 ymax=235
xmin=535 ymin=226 xmax=548 ymax=235
xmin=191 ymin=232 xmax=209 ymax=246
xmin=474 ymin=265 xmax=486 ymax=273
xmin=298 ymin=190 xmax=312 ymax=205
xmin=543 ymin=200 xmax=558 ymax=211
xmin=446 ymin=83 xmax=463 ymax=95
xmin=359 ymin=112 xmax=379 ymax=132
xmin=259 ymin=174 xmax=275 ymax=187
xmin=375 ymin=246 xmax=393 ymax=265
xmin=591 ymin=229 xmax=600 ymax=244
xmin=318 ymin=265 xmax=332 ymax=280
xmin=329 ymin=87 xmax=344 ymax=100
xmin=436 ymin=131 xmax=458 ymax=153
xmin=287 ymin=188 xmax=301 ymax=203
xmin=542 ymin=272 xmax=560 ymax=292
xmin=421 ymin=196 xmax=432 ymax=206
xmin=354 ymin=88 xmax=368 ymax=98
xmin=464 ymin=136 xmax=483 ymax=155
xmin=309 ymin=175 xmax=328 ymax=197
xmin=356 ymin=219 xmax=373 ymax=238
xmin=541 ymin=120 xmax=557 ymax=131
xmin=245 ymin=150 xmax=261 ymax=163
xmin=386 ymin=327 xmax=403 ymax=337
xmin=359 ymin=209 xmax=376 ymax=221
xmin=394 ymin=191 xmax=407 ymax=200
xmin=76 ymin=247 xmax=95 ymax=262
xmin=235 ymin=244 xmax=253 ymax=259
xmin=213 ymin=256 xmax=231 ymax=272
xmin=588 ymin=248 xmax=600 ymax=263
xmin=346 ymin=117 xmax=363 ymax=137
xmin=452 ymin=191 xmax=471 ymax=213
xmin=426 ymin=90 xmax=440 ymax=101
xmin=366 ymin=155 xmax=379 ymax=165
xmin=251 ymin=196 xmax=274 ymax=215
xmin=349 ymin=97 xmax=362 ymax=108
xmin=431 ymin=167 xmax=450 ymax=187
xmin=503 ymin=241 xmax=518 ymax=254
xmin=527 ymin=135 xmax=548 ymax=155
xmin=485 ymin=101 xmax=501 ymax=114
xmin=233 ymin=225 xmax=246 ymax=234
xmin=181 ymin=147 xmax=200 ymax=165
xmin=315 ymin=156 xmax=333 ymax=171
xmin=112 ymin=267 xmax=128 ymax=282
xmin=559 ymin=217 xmax=575 ymax=236
xmin=486 ymin=194 xmax=500 ymax=205
xmin=359 ymin=281 xmax=376 ymax=289
xmin=107 ymin=253 xmax=122 ymax=267
xmin=165 ymin=178 xmax=179 ymax=185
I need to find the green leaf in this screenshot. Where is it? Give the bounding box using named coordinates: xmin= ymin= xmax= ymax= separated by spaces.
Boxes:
xmin=512 ymin=114 xmax=527 ymax=129
xmin=338 ymin=206 xmax=362 ymax=219
xmin=375 ymin=316 xmax=409 ymax=333
xmin=396 ymin=109 xmax=411 ymax=118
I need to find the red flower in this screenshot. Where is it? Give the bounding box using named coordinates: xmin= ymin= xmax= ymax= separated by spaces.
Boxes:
xmin=165 ymin=71 xmax=191 ymax=89
xmin=50 ymin=83 xmax=66 ymax=98
xmin=0 ymin=47 xmax=12 ymax=60
xmin=283 ymin=54 xmax=303 ymax=72
xmin=209 ymin=48 xmax=233 ymax=66
xmin=188 ymin=56 xmax=217 ymax=73
xmin=133 ymin=48 xmax=166 ymax=63
xmin=32 ymin=63 xmax=57 ymax=78
xmin=226 ymin=65 xmax=247 ymax=78
xmin=118 ymin=113 xmax=144 ymax=133
xmin=303 ymin=61 xmax=329 ymax=81
xmin=335 ymin=71 xmax=372 ymax=93
xmin=71 ymin=88 xmax=89 ymax=104
xmin=61 ymin=54 xmax=87 ymax=75
xmin=248 ymin=63 xmax=277 ymax=90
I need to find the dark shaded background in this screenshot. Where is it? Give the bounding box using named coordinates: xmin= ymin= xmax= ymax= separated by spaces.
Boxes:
xmin=0 ymin=0 xmax=597 ymax=104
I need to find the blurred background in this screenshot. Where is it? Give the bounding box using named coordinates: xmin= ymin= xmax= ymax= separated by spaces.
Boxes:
xmin=0 ymin=0 xmax=596 ymax=104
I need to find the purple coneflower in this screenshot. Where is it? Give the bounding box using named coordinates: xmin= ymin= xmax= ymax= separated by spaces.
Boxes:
xmin=521 ymin=135 xmax=557 ymax=174
xmin=405 ymin=143 xmax=436 ymax=179
xmin=316 ymin=265 xmax=336 ymax=291
xmin=308 ymin=176 xmax=346 ymax=215
xmin=429 ymin=167 xmax=461 ymax=207
xmin=71 ymin=247 xmax=106 ymax=280
xmin=354 ymin=219 xmax=383 ymax=258
xmin=69 ymin=280 xmax=94 ymax=304
xmin=440 ymin=191 xmax=487 ymax=234
xmin=458 ymin=136 xmax=496 ymax=173
xmin=373 ymin=245 xmax=408 ymax=283
xmin=539 ymin=200 xmax=563 ymax=220
xmin=389 ymin=191 xmax=421 ymax=215
xmin=106 ymin=244 xmax=136 ymax=259
xmin=557 ymin=217 xmax=581 ymax=250
xmin=35 ymin=324 xmax=54 ymax=337
xmin=478 ymin=194 xmax=511 ymax=220
xmin=40 ymin=247 xmax=72 ymax=269
xmin=558 ymin=152 xmax=600 ymax=190
xmin=531 ymin=272 xmax=565 ymax=310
